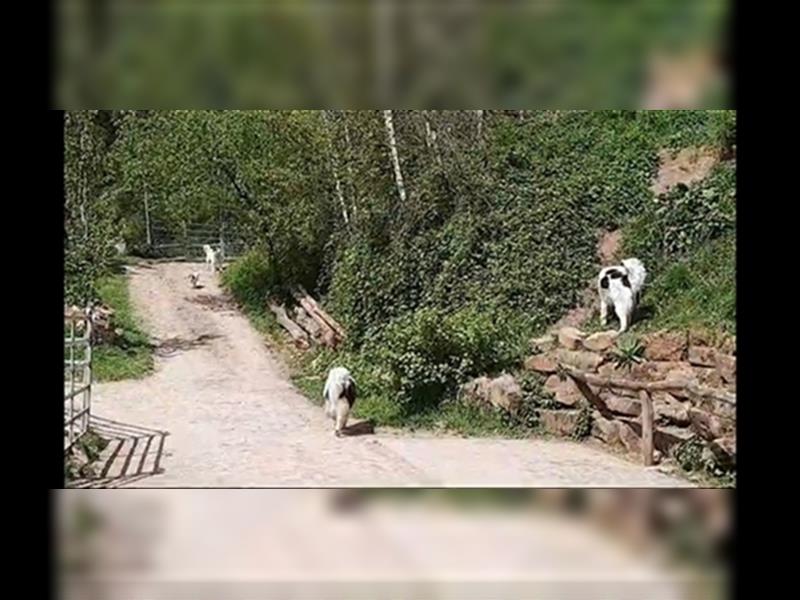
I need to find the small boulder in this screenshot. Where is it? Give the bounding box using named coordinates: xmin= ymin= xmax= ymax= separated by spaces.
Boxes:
xmin=715 ymin=354 xmax=736 ymax=384
xmin=524 ymin=354 xmax=558 ymax=374
xmin=558 ymin=326 xmax=586 ymax=350
xmin=556 ymin=349 xmax=605 ymax=372
xmin=643 ymin=330 xmax=688 ymax=361
xmin=709 ymin=435 xmax=736 ymax=469
xmin=543 ymin=375 xmax=583 ymax=407
xmin=617 ymin=421 xmax=642 ymax=454
xmin=538 ymin=409 xmax=583 ymax=437
xmin=592 ymin=414 xmax=621 ymax=445
xmin=719 ymin=335 xmax=736 ymax=356
xmin=688 ymin=346 xmax=717 ymax=367
xmin=688 ymin=407 xmax=732 ymax=441
xmin=583 ymin=330 xmax=619 ymax=352
xmin=459 ymin=377 xmax=492 ymax=408
xmin=652 ymin=392 xmax=690 ymax=426
xmin=530 ymin=334 xmax=557 ymax=353
xmin=603 ymin=394 xmax=641 ymax=417
xmin=487 ymin=374 xmax=523 ymax=415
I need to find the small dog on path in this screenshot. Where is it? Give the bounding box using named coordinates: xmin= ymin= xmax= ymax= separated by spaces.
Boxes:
xmin=323 ymin=367 xmax=357 ymax=437
xmin=597 ymin=258 xmax=647 ymax=333
xmin=188 ymin=272 xmax=201 ymax=289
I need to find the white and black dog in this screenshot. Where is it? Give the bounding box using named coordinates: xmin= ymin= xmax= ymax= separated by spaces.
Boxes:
xmin=323 ymin=367 xmax=357 ymax=437
xmin=597 ymin=258 xmax=647 ymax=333
xmin=203 ymin=244 xmax=220 ymax=273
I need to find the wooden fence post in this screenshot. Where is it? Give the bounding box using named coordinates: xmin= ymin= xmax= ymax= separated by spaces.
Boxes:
xmin=639 ymin=390 xmax=654 ymax=466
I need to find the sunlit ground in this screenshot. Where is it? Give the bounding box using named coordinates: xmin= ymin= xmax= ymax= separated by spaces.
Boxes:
xmin=58 ymin=489 xmax=730 ymax=599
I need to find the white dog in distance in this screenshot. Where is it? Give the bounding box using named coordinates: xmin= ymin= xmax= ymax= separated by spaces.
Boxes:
xmin=203 ymin=244 xmax=221 ymax=273
xmin=323 ymin=367 xmax=357 ymax=437
xmin=597 ymin=258 xmax=647 ymax=333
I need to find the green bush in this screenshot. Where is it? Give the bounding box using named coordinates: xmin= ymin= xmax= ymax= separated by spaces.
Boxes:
xmin=366 ymin=307 xmax=526 ymax=414
xmin=221 ymin=248 xmax=281 ymax=308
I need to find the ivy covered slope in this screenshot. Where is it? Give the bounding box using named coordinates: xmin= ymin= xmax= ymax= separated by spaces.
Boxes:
xmin=258 ymin=111 xmax=735 ymax=432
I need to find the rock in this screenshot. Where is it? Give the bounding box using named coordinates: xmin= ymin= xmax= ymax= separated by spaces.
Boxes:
xmin=709 ymin=435 xmax=736 ymax=469
xmin=524 ymin=354 xmax=558 ymax=374
xmin=592 ymin=414 xmax=621 ymax=445
xmin=530 ymin=334 xmax=557 ymax=353
xmin=603 ymin=394 xmax=641 ymax=417
xmin=693 ymin=396 xmax=736 ymax=422
xmin=719 ymin=335 xmax=736 ymax=356
xmin=618 ymin=418 xmax=693 ymax=455
xmin=543 ymin=375 xmax=583 ymax=407
xmin=556 ymin=349 xmax=605 ymax=372
xmin=459 ymin=377 xmax=492 ymax=408
xmin=688 ymin=346 xmax=717 ymax=367
xmin=715 ymin=354 xmax=736 ymax=384
xmin=598 ymin=363 xmax=623 ymax=378
xmin=558 ymin=326 xmax=586 ymax=350
xmin=583 ymin=330 xmax=619 ymax=352
xmin=654 ymin=425 xmax=694 ymax=454
xmin=643 ymin=330 xmax=688 ymax=361
xmin=538 ymin=409 xmax=582 ymax=437
xmin=652 ymin=392 xmax=690 ymax=426
xmin=692 ymin=366 xmax=724 ymax=388
xmin=487 ymin=374 xmax=523 ymax=415
xmin=460 ymin=375 xmax=523 ymax=415
xmin=617 ymin=421 xmax=641 ymax=454
xmin=688 ymin=407 xmax=732 ymax=441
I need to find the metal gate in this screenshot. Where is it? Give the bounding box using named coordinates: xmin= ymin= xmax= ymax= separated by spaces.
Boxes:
xmin=65 ymin=308 xmax=92 ymax=452
xmin=149 ymin=221 xmax=245 ymax=261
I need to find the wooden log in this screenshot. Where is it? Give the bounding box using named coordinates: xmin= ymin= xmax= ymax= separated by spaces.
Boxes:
xmin=293 ymin=306 xmax=323 ymax=339
xmin=640 ymin=390 xmax=654 ymax=467
xmin=560 ymin=365 xmax=736 ymax=405
xmin=291 ymin=285 xmax=346 ymax=339
xmin=292 ymin=306 xmax=339 ymax=348
xmin=267 ymin=301 xmax=310 ymax=349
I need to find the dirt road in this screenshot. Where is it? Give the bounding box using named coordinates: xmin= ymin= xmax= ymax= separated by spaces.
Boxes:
xmin=83 ymin=262 xmax=690 ymax=487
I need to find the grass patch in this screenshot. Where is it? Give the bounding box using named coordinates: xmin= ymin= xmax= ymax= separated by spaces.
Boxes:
xmin=92 ymin=273 xmax=154 ymax=382
xmin=637 ymin=234 xmax=735 ymax=335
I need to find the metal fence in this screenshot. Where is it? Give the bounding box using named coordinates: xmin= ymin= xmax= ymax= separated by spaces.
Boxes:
xmin=149 ymin=221 xmax=246 ymax=261
xmin=65 ymin=308 xmax=92 ymax=452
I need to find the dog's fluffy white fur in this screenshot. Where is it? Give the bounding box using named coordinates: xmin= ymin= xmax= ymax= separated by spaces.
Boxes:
xmin=323 ymin=366 xmax=357 ymax=437
xmin=598 ymin=258 xmax=647 ymax=333
xmin=203 ymin=244 xmax=220 ymax=273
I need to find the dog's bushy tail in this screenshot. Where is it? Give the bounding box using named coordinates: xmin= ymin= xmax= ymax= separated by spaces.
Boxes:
xmin=622 ymin=258 xmax=647 ymax=295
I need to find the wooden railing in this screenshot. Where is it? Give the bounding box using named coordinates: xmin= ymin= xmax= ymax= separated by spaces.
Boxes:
xmin=559 ymin=364 xmax=736 ymax=466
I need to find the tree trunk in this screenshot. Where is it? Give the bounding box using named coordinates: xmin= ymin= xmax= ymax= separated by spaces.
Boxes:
xmin=383 ymin=110 xmax=407 ymax=203
xmin=321 ymin=111 xmax=349 ymax=225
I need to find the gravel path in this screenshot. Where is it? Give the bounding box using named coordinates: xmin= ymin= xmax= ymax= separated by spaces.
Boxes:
xmin=83 ymin=262 xmax=690 ymax=487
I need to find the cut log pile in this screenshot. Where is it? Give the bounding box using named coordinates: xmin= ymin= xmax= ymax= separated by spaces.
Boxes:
xmin=267 ymin=286 xmax=345 ymax=350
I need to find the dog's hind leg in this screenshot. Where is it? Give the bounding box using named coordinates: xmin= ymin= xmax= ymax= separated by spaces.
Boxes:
xmin=334 ymin=398 xmax=351 ymax=437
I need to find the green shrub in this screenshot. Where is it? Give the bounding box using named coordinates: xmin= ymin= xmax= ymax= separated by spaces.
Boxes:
xmin=368 ymin=307 xmax=527 ymax=415
xmin=222 ymin=248 xmax=281 ymax=308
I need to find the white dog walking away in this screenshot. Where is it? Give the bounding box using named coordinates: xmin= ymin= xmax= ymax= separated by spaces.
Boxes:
xmin=203 ymin=244 xmax=220 ymax=273
xmin=597 ymin=258 xmax=647 ymax=333
xmin=323 ymin=367 xmax=357 ymax=437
